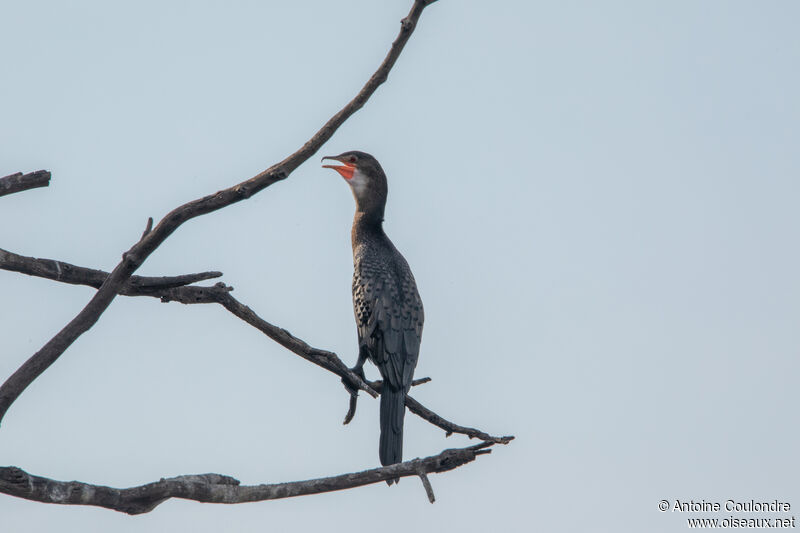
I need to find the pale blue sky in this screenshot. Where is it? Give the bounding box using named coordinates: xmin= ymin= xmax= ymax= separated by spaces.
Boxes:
xmin=1 ymin=1 xmax=799 ymax=531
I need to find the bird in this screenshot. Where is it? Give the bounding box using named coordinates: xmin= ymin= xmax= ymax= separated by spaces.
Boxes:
xmin=322 ymin=151 xmax=424 ymax=481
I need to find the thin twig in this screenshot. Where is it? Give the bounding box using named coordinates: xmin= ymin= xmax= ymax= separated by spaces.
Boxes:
xmin=0 ymin=442 xmax=494 ymax=515
xmin=0 ymin=170 xmax=51 ymax=198
xmin=141 ymin=217 xmax=154 ymax=239
xmin=417 ymin=470 xmax=435 ymax=503
xmin=0 ymin=0 xmax=435 ymax=426
xmin=405 ymin=396 xmax=515 ymax=444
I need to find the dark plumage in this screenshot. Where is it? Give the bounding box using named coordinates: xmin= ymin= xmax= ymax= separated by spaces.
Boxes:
xmin=322 ymin=151 xmax=424 ymax=481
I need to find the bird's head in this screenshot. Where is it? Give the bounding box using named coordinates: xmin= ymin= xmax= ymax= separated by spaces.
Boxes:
xmin=322 ymin=150 xmax=387 ymax=216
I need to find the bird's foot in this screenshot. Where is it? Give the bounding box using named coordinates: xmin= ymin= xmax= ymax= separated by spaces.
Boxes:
xmin=342 ymin=365 xmax=367 ymax=425
xmin=341 ymin=364 xmax=366 ymax=395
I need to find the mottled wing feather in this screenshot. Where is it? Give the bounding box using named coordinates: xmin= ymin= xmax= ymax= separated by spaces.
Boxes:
xmin=353 ymin=256 xmax=423 ymax=390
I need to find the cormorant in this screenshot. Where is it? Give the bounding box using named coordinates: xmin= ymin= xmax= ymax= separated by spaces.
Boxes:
xmin=322 ymin=151 xmax=424 ymax=481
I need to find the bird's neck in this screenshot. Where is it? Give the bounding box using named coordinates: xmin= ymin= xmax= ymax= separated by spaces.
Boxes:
xmin=351 ymin=211 xmax=386 ymax=251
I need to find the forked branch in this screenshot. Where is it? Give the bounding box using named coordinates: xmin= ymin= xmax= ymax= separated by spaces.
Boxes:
xmin=0 ymin=245 xmax=512 ymax=442
xmin=0 ymin=248 xmax=221 ymax=295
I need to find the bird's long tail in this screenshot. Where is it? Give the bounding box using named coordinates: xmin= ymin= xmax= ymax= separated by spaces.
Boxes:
xmin=379 ymin=384 xmax=407 ymax=484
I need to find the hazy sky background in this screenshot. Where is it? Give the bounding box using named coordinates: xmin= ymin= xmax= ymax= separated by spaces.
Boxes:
xmin=2 ymin=1 xmax=799 ymax=531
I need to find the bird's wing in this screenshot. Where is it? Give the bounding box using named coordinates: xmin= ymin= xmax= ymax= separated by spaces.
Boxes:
xmin=353 ymin=258 xmax=424 ymax=390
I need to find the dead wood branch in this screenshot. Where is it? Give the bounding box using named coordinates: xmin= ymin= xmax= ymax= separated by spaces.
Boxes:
xmin=405 ymin=396 xmax=515 ymax=444
xmin=0 ymin=170 xmax=51 ymax=198
xmin=0 ymin=442 xmax=494 ymax=514
xmin=1 ymin=245 xmax=511 ymax=442
xmin=0 ymin=248 xmax=221 ymax=295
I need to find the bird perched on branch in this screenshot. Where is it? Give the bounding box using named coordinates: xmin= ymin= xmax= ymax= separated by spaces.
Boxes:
xmin=322 ymin=151 xmax=424 ymax=482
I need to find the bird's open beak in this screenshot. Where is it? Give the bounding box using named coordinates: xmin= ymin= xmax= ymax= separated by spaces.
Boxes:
xmin=322 ymin=156 xmax=356 ymax=180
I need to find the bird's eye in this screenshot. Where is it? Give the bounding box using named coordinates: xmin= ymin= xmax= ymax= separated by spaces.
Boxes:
xmin=349 ymin=156 xmax=357 ymax=163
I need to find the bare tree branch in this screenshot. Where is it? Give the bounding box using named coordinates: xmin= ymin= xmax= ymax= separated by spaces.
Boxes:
xmin=199 ymin=292 xmax=511 ymax=444
xmin=0 ymin=442 xmax=495 ymax=514
xmin=0 ymin=0 xmax=436 ymax=426
xmin=213 ymin=292 xmax=379 ymax=398
xmin=1 ymin=241 xmax=512 ymax=445
xmin=154 ymin=282 xmax=234 ymax=304
xmin=1 ymin=245 xmax=512 ymax=443
xmin=0 ymin=248 xmax=222 ymax=294
xmin=0 ymin=170 xmax=51 ymax=198
xmin=405 ymin=396 xmax=515 ymax=444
